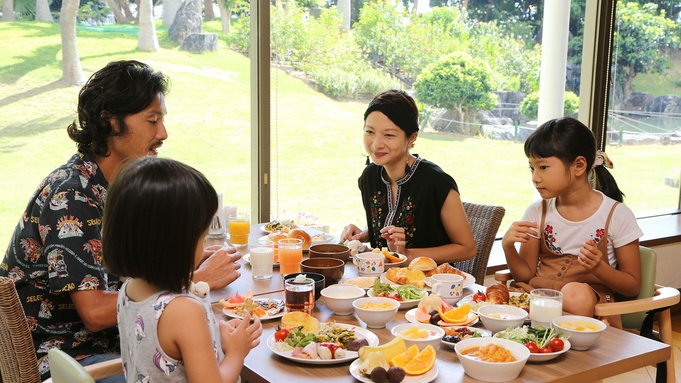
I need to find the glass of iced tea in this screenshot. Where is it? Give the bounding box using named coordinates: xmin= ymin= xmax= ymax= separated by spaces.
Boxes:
xmin=278 ymin=238 xmax=303 ymax=275
xmin=228 ymin=213 xmax=250 ymax=247
xmin=285 ymin=275 xmax=314 ymax=315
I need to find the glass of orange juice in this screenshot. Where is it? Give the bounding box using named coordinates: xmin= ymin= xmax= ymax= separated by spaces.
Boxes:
xmin=278 ymin=238 xmax=303 ymax=275
xmin=228 ymin=213 xmax=250 ymax=247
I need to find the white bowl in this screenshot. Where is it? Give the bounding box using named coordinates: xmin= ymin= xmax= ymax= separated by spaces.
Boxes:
xmin=455 ymin=337 xmax=530 ymax=382
xmin=367 ymin=287 xmax=428 ymax=310
xmin=477 ymin=305 xmax=528 ymax=333
xmin=352 ymin=297 xmax=400 ymax=328
xmin=320 ymin=284 xmax=366 ymax=315
xmin=391 ymin=323 xmax=445 ymax=350
xmin=552 ymin=315 xmax=606 ymax=350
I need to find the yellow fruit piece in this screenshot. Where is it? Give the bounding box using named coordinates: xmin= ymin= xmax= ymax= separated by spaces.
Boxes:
xmin=280 ymin=312 xmax=320 ymax=333
xmin=403 ymin=344 xmax=436 ymax=375
xmin=390 ymin=344 xmax=419 ymax=367
xmin=438 ymin=304 xmax=470 ymax=323
xmin=358 ymin=336 xmax=407 ymax=362
xmin=382 ymin=249 xmax=402 ymax=263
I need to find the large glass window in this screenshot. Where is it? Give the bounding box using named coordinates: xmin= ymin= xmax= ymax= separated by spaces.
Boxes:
xmin=604 ymin=0 xmax=681 ymax=215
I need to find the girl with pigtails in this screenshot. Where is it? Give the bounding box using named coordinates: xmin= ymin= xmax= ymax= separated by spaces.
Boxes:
xmin=502 ymin=117 xmax=643 ymax=328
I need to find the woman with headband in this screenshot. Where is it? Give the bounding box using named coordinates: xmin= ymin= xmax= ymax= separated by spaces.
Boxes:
xmin=341 ymin=89 xmax=476 ymax=264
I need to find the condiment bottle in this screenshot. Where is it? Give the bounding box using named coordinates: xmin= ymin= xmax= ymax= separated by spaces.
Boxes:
xmin=205 ymin=215 xmax=227 ymax=247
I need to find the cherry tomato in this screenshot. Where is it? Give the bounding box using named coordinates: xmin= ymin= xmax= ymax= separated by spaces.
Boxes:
xmin=522 ymin=306 xmax=530 ymax=314
xmin=274 ymin=326 xmax=289 ymax=342
xmin=539 ymin=346 xmax=553 ymax=353
xmin=549 ymin=338 xmax=564 ymax=352
xmin=524 ymin=342 xmax=539 ymax=353
xmin=472 ymin=291 xmax=486 ymax=303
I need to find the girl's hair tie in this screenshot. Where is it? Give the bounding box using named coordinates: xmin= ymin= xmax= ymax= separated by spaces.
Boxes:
xmin=593 ymin=150 xmax=614 ymax=169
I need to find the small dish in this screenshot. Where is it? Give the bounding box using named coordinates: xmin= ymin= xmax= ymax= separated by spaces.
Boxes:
xmin=404 ymin=308 xmax=479 ymax=327
xmin=349 ymin=359 xmax=439 ymax=383
xmin=367 ymin=287 xmax=427 ymax=310
xmin=222 ymin=298 xmax=286 ymax=320
xmin=440 ymin=326 xmax=492 ymax=349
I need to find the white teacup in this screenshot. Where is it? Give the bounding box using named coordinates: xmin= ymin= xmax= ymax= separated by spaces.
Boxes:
xmin=353 ymin=252 xmax=385 ymax=276
xmin=431 ymin=273 xmax=464 ymax=303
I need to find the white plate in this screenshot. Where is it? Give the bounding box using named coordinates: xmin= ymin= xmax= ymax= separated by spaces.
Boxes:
xmin=337 ymin=276 xmax=378 ymax=290
xmin=366 ymin=287 xmax=427 ymax=310
xmin=423 ymin=272 xmax=475 ymax=288
xmin=440 ymin=326 xmax=493 ymax=349
xmin=267 ymin=323 xmax=379 ymax=364
xmin=458 ymin=292 xmax=530 ymax=323
xmin=258 ymin=234 xmax=314 ymax=251
xmin=222 ymin=298 xmax=286 ymax=320
xmin=349 ymin=358 xmax=439 ymax=383
xmin=310 ymin=234 xmax=336 ymax=246
xmin=405 ymin=308 xmax=479 ymax=327
xmin=242 ymin=253 xmax=280 ymax=268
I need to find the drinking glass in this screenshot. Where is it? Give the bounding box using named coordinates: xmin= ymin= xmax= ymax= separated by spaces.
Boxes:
xmin=278 ymin=238 xmax=303 ymax=275
xmin=228 ymin=213 xmax=250 ymax=246
xmin=530 ymin=288 xmax=563 ymax=328
xmin=285 ymin=275 xmax=314 ymax=315
xmin=250 ymin=240 xmax=274 ymax=280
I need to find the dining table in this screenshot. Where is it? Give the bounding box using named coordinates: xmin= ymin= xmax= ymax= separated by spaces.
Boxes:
xmin=209 ymin=224 xmax=671 ymax=383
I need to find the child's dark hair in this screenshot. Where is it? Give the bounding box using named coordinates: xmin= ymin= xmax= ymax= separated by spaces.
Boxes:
xmin=524 ymin=117 xmax=624 ymax=202
xmin=102 ymin=157 xmax=217 ymax=292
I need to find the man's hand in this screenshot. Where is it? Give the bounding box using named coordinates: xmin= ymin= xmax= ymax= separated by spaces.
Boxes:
xmin=193 ymin=246 xmax=242 ymax=290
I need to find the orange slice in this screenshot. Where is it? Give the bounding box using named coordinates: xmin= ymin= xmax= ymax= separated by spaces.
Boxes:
xmin=438 ymin=304 xmax=470 ymax=323
xmin=390 ymin=344 xmax=419 ymax=367
xmin=403 ymin=344 xmax=436 ymax=375
xmin=382 ymin=249 xmax=402 ymax=263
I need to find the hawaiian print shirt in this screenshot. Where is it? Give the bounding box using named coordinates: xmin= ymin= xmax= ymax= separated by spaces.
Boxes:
xmin=1 ymin=151 xmax=121 ymax=374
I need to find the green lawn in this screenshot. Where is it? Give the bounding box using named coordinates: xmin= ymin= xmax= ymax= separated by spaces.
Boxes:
xmin=1 ymin=21 xmax=679 ymax=248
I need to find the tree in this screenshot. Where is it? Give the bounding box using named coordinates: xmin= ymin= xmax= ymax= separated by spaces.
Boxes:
xmin=612 ymin=1 xmax=678 ymax=101
xmin=137 ymin=0 xmax=159 ymax=51
xmin=414 ymin=52 xmax=497 ymax=134
xmin=204 ymin=0 xmax=215 ymax=20
xmin=60 ymin=0 xmax=85 ymax=85
xmin=35 ymin=0 xmax=54 ymax=21
xmin=2 ymin=0 xmax=16 ymax=21
xmin=105 ymin=0 xmax=131 ymax=24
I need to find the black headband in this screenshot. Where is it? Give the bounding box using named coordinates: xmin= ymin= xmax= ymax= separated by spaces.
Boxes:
xmin=363 ymin=99 xmax=419 ymax=135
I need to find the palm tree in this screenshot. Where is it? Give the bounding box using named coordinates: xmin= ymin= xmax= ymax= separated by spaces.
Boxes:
xmin=60 ymin=0 xmax=86 ymax=85
xmin=162 ymin=0 xmax=181 ymax=27
xmin=105 ymin=0 xmax=130 ymax=24
xmin=2 ymin=0 xmax=16 ymax=21
xmin=137 ymin=0 xmax=159 ymax=51
xmin=35 ymin=0 xmax=54 ymax=22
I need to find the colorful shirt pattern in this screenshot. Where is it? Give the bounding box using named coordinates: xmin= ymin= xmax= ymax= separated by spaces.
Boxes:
xmin=358 ymin=156 xmax=459 ymax=249
xmin=117 ymin=280 xmax=224 ymax=383
xmin=1 ymin=151 xmax=120 ymax=374
xmin=521 ymin=191 xmax=643 ymax=267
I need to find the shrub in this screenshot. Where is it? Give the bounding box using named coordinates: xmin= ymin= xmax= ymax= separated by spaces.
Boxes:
xmin=519 ymin=91 xmax=580 ymax=120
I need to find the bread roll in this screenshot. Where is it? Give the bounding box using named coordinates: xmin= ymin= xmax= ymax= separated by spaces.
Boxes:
xmin=486 ymin=282 xmax=510 ymax=304
xmin=288 ymin=228 xmax=311 ymax=249
xmin=408 ymin=257 xmax=437 ymax=272
xmin=268 ymin=231 xmax=288 ymax=245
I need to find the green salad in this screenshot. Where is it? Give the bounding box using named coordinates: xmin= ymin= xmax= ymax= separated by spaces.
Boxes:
xmin=372 ymin=279 xmax=426 ymax=301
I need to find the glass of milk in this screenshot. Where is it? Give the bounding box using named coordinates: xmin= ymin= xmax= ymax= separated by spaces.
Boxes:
xmin=250 ymin=240 xmax=274 ymax=280
xmin=530 ymin=288 xmax=563 ymax=328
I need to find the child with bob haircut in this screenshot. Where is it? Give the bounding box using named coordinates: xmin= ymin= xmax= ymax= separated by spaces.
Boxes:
xmin=502 ymin=117 xmax=643 ymax=327
xmin=103 ymin=157 xmax=262 ymax=383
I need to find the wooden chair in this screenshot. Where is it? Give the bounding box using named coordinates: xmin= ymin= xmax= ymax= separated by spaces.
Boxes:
xmin=495 ymin=247 xmax=680 ymax=383
xmin=0 ymin=276 xmax=123 ymax=383
xmin=452 ymin=202 xmax=505 ymax=284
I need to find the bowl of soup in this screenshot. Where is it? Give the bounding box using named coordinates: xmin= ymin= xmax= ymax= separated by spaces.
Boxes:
xmin=477 ymin=305 xmax=528 ymax=333
xmin=552 ymin=315 xmax=606 ymax=350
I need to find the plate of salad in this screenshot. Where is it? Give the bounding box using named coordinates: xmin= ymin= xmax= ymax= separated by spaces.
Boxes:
xmin=494 ymin=325 xmax=571 ymax=362
xmin=367 ymin=279 xmax=428 ymax=309
xmin=268 ymin=322 xmax=379 ymax=364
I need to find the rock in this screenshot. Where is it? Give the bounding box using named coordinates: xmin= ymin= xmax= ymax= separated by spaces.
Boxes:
xmin=492 ymin=91 xmax=527 ymax=120
xmin=650 ymin=95 xmax=681 ymax=114
xmin=180 ymin=33 xmax=218 ymax=53
xmin=168 ymin=0 xmax=202 ymax=44
xmin=624 ymin=92 xmax=653 ymax=112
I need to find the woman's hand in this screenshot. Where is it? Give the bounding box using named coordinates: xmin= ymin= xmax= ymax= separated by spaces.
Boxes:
xmin=380 ymin=225 xmax=406 ymax=254
xmin=578 ymin=240 xmax=604 ymax=271
xmin=341 ymin=224 xmax=368 ymax=242
xmin=501 ymin=221 xmax=539 ymax=250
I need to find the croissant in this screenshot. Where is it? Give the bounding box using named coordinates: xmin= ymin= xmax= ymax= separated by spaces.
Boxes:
xmin=486 ymin=282 xmax=510 ymax=304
